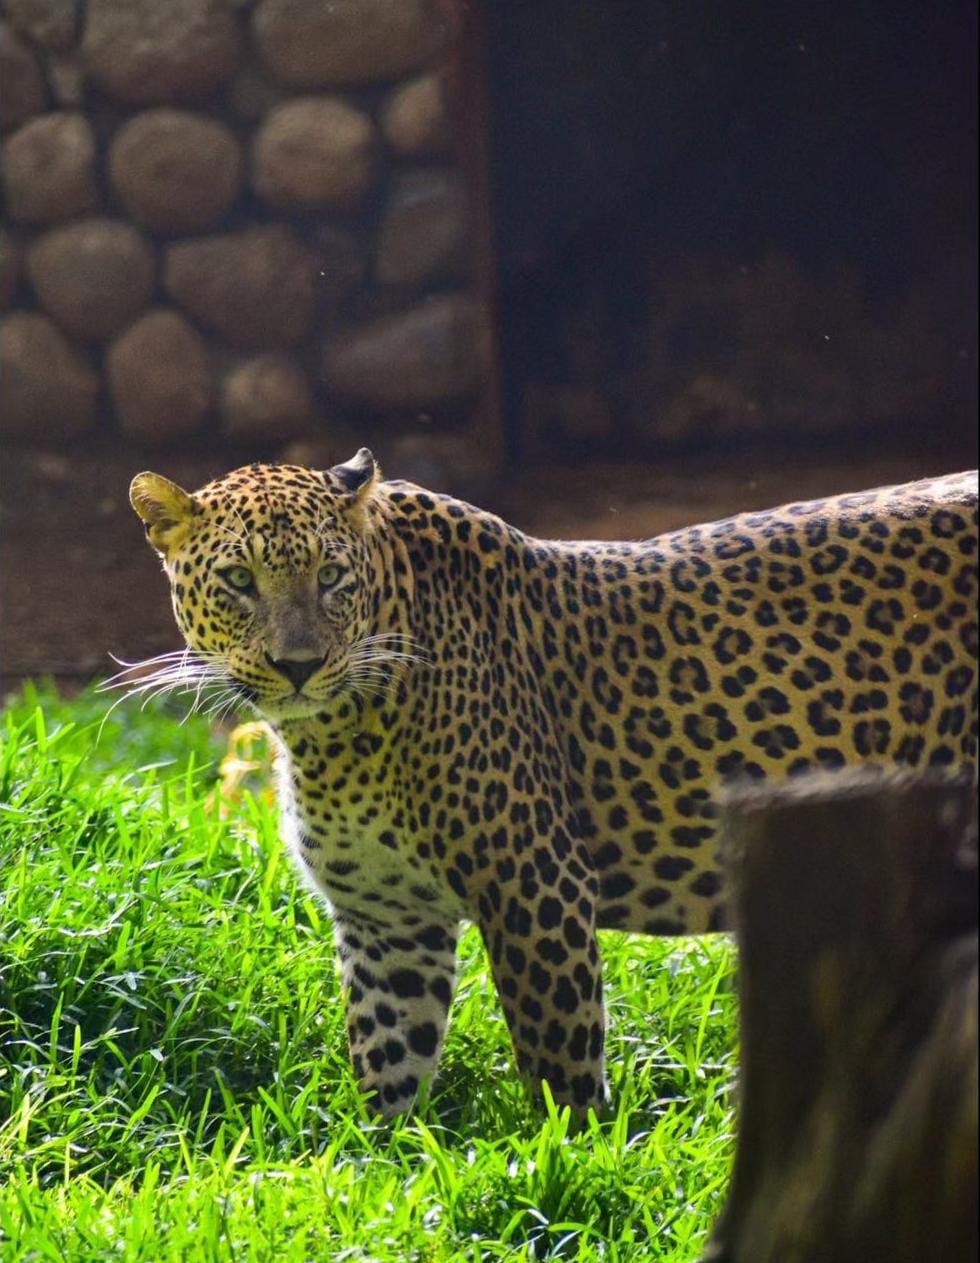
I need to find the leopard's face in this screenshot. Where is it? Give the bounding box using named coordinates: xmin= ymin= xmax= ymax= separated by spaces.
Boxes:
xmin=131 ymin=453 xmax=383 ymax=723
xmin=170 ymin=498 xmax=369 ymax=723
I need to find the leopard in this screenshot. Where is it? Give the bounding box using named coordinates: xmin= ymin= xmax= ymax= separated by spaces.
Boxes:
xmin=129 ymin=452 xmax=978 ymax=1118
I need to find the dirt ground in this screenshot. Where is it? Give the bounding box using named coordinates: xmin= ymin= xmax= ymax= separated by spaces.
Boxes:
xmin=1 ymin=438 xmax=975 ymax=694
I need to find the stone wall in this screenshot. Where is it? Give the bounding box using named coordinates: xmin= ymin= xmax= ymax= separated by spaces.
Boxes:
xmin=0 ymin=0 xmax=487 ymax=457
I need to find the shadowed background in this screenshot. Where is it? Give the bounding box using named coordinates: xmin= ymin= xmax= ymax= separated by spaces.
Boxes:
xmin=1 ymin=0 xmax=976 ymax=687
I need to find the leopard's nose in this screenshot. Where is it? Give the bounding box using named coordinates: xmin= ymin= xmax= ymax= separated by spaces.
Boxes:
xmin=266 ymin=654 xmax=326 ymax=691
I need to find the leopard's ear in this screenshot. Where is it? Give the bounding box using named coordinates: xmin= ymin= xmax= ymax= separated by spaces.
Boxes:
xmin=329 ymin=447 xmax=379 ymax=495
xmin=130 ymin=472 xmax=199 ymax=557
xmin=327 ymin=448 xmax=380 ymax=521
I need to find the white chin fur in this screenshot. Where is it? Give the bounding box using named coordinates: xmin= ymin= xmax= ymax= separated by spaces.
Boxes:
xmin=259 ymin=696 xmax=327 ymax=723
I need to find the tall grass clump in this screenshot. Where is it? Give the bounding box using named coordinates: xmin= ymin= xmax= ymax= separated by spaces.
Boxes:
xmin=0 ymin=684 xmax=736 ymax=1262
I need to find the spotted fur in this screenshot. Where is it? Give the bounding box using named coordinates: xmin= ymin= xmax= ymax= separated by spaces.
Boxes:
xmin=130 ymin=456 xmax=978 ymax=1116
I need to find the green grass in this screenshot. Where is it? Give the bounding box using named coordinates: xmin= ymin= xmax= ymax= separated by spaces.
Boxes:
xmin=0 ymin=685 xmax=737 ymax=1262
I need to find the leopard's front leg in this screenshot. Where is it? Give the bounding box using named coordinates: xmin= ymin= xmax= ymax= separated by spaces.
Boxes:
xmin=477 ymin=828 xmax=609 ymax=1116
xmin=332 ymin=910 xmax=459 ymax=1117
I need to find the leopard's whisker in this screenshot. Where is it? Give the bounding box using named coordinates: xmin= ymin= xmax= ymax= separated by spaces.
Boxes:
xmin=99 ymin=652 xmax=191 ymax=690
xmin=348 ymin=647 xmax=430 ymax=667
xmin=212 ymin=521 xmax=250 ymax=549
xmin=356 ymin=632 xmax=421 ymax=647
xmin=102 ymin=647 xmax=235 ymax=729
xmin=96 ymin=669 xmax=221 ymax=739
xmin=352 ymin=632 xmax=428 ymax=661
xmin=212 ymin=692 xmax=244 ymax=725
xmin=185 ymin=683 xmax=229 ymax=725
xmin=202 ymin=687 xmax=245 ymax=722
xmin=138 ymin=678 xmax=212 ymax=712
xmin=346 ymin=671 xmax=386 ymax=690
xmin=96 ymin=690 xmax=132 ymax=742
xmin=99 ymin=649 xmax=228 ymax=691
xmin=106 ymin=647 xmax=227 ymax=670
xmin=345 ymin=664 xmax=399 ymax=702
xmin=346 ymin=661 xmax=395 ymax=680
xmin=229 ymin=504 xmax=252 ymax=546
xmin=188 ymin=670 xmax=210 ymax=721
xmin=107 ymin=668 xmax=221 ymax=699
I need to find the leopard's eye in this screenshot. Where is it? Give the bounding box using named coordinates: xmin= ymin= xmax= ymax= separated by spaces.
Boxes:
xmin=221 ymin=565 xmax=255 ymax=592
xmin=318 ymin=563 xmax=343 ymax=590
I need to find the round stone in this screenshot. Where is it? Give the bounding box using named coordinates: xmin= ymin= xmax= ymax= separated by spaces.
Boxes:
xmin=27 ymin=217 xmax=155 ymax=341
xmin=251 ymin=0 xmax=451 ymax=88
xmin=252 ymin=96 xmax=378 ymax=211
xmin=221 ymin=352 xmax=316 ymax=442
xmin=1 ymin=112 xmax=98 ymax=224
xmin=109 ymin=109 xmax=243 ymax=234
xmin=374 ymin=168 xmax=466 ymax=288
xmin=322 ymin=293 xmax=484 ymax=411
xmin=4 ymin=0 xmax=77 ymax=51
xmin=380 ymin=72 xmax=452 ymax=156
xmin=108 ymin=308 xmax=211 ymax=443
xmin=82 ymin=0 xmax=240 ymax=105
xmin=0 ymin=311 xmax=98 ymax=440
xmin=0 ymin=22 xmax=47 ymax=133
xmin=163 ymin=226 xmax=314 ymax=347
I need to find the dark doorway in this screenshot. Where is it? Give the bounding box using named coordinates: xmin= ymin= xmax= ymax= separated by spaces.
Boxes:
xmin=483 ymin=1 xmax=978 ymax=462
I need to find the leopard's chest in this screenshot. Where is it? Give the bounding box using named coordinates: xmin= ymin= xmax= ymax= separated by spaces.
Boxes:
xmin=272 ymin=724 xmax=460 ymax=920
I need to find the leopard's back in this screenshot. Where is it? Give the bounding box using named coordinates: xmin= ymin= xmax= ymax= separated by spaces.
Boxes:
xmin=513 ymin=471 xmax=978 ymax=934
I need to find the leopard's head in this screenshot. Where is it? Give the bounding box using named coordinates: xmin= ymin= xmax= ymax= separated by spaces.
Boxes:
xmin=129 ymin=450 xmax=394 ymax=723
